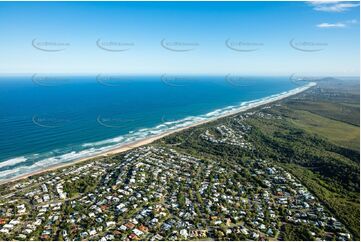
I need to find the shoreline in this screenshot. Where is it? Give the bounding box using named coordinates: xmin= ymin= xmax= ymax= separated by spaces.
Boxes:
xmin=0 ymin=82 xmax=316 ymax=186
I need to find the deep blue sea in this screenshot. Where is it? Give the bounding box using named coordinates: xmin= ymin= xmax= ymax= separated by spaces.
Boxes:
xmin=0 ymin=75 xmax=300 ymax=180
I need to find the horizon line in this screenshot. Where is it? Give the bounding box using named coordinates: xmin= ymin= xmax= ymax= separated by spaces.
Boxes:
xmin=0 ymin=73 xmax=359 ymax=78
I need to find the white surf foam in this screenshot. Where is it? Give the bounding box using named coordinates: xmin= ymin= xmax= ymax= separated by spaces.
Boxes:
xmin=0 ymin=156 xmax=27 ymax=169
xmin=0 ymin=82 xmax=316 ymax=181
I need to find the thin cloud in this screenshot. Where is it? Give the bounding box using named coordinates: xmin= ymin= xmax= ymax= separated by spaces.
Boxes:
xmin=310 ymin=1 xmax=359 ymax=12
xmin=316 ymin=19 xmax=358 ymax=28
xmin=317 ymin=22 xmax=346 ymax=28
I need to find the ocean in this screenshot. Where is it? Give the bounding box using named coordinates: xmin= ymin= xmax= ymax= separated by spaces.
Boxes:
xmin=0 ymin=75 xmax=302 ymax=180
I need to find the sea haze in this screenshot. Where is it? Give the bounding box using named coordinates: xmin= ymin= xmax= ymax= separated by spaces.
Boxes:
xmin=0 ymin=75 xmax=299 ymax=180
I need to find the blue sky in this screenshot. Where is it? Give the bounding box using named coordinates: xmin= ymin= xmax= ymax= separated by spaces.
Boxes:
xmin=0 ymin=1 xmax=359 ymax=76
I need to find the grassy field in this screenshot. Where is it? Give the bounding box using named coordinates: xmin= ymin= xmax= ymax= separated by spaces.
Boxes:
xmin=286 ymin=100 xmax=360 ymax=127
xmin=290 ymin=110 xmax=360 ymax=151
xmin=288 ymin=78 xmax=360 ymax=127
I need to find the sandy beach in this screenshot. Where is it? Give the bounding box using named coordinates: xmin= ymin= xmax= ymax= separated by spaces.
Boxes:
xmin=0 ymin=82 xmax=316 ymax=186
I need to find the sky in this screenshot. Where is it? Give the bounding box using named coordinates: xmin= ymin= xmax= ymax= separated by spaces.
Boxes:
xmin=0 ymin=1 xmax=359 ymax=76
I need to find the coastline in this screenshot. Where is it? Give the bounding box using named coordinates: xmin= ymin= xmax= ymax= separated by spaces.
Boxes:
xmin=0 ymin=82 xmax=316 ymax=186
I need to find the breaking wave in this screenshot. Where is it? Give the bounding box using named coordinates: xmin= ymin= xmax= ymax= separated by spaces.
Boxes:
xmin=0 ymin=82 xmax=315 ymax=181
